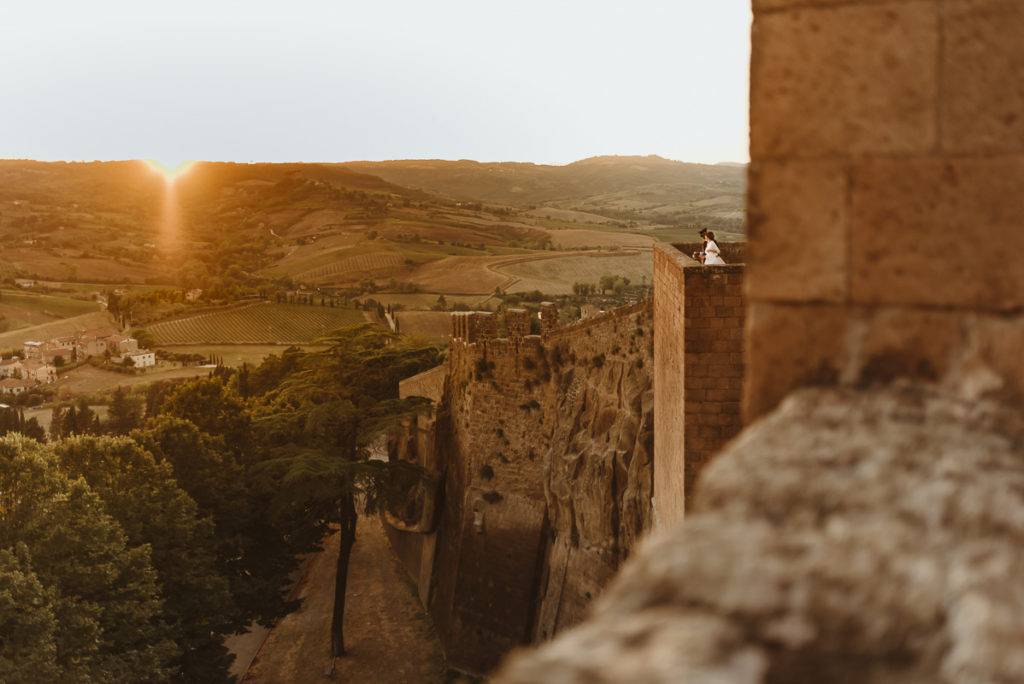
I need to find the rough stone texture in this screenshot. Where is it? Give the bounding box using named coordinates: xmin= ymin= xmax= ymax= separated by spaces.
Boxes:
xmin=744 ymin=301 xmax=1024 ymax=421
xmin=535 ymin=304 xmax=654 ymax=642
xmin=850 ymin=156 xmax=1024 ymax=310
xmin=747 ymin=160 xmax=847 ymax=303
xmin=750 ymin=2 xmax=938 ymax=158
xmin=743 ymin=302 xmax=848 ymax=421
xmin=746 ymin=0 xmax=1024 ymax=419
xmin=942 ymin=0 xmax=1024 ymax=153
xmin=497 ymin=385 xmax=1024 ymax=683
xmin=654 ymin=244 xmax=746 ymax=528
xmin=653 ymin=246 xmax=689 ymax=526
xmin=391 ymin=304 xmax=655 ymax=675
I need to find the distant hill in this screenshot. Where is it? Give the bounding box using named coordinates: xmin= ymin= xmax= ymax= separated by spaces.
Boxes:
xmin=341 ymin=155 xmax=745 ymax=236
xmin=341 ymin=155 xmax=744 ymax=204
xmin=0 ymin=156 xmax=745 ymax=293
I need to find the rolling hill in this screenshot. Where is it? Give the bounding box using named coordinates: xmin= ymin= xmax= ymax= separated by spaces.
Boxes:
xmin=340 ymin=155 xmax=746 ymax=232
xmin=0 ymin=157 xmax=745 ymax=296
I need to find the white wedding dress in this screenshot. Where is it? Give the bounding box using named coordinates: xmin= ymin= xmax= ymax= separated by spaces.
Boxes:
xmin=704 ymin=240 xmax=726 ymax=265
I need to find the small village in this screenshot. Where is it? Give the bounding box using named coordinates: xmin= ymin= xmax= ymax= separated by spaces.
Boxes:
xmin=0 ymin=327 xmax=154 ymax=395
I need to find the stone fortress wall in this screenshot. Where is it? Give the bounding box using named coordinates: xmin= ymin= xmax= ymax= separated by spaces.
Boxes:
xmin=392 ymin=304 xmax=656 ymax=675
xmin=653 ymin=244 xmax=745 ymax=527
xmin=744 ymin=0 xmax=1024 ymax=420
xmin=495 ymin=2 xmax=1024 ymax=682
xmin=388 ymin=247 xmax=749 ymax=674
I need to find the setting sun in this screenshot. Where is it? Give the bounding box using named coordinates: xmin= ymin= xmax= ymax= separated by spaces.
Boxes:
xmin=145 ymin=158 xmax=193 ymax=182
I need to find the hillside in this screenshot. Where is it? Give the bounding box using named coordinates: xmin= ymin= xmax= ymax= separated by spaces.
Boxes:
xmin=0 ymin=157 xmax=743 ymax=299
xmin=340 ymin=155 xmax=746 ymax=233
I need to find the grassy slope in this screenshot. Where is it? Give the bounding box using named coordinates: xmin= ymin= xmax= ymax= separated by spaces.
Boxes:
xmin=145 ymin=302 xmax=366 ymax=345
xmin=0 ymin=311 xmax=115 ymax=352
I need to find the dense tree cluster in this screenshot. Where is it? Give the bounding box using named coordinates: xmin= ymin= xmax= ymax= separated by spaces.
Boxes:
xmin=0 ymin=324 xmax=441 ymax=680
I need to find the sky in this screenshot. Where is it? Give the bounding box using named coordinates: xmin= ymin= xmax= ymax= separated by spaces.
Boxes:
xmin=0 ymin=1 xmax=751 ymax=166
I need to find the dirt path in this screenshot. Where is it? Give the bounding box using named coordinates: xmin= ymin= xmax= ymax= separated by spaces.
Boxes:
xmin=242 ymin=518 xmax=446 ymax=684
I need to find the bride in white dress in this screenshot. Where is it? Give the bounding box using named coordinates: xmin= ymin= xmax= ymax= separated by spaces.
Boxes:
xmin=704 ymin=231 xmax=726 ymax=265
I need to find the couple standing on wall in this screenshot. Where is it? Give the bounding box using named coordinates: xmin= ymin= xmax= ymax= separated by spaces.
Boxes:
xmin=692 ymin=229 xmax=726 ymax=265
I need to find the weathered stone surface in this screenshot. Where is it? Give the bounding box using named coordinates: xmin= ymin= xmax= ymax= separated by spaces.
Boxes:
xmin=747 ymin=160 xmax=848 ymax=303
xmin=399 ymin=304 xmax=655 ymax=674
xmin=535 ymin=305 xmax=655 ymax=640
xmin=654 ymin=245 xmax=746 ymax=528
xmin=497 ymin=385 xmax=1024 ymax=683
xmin=751 ymin=3 xmax=938 ymax=157
xmin=850 ymin=156 xmax=1024 ymax=310
xmin=743 ymin=302 xmax=847 ymax=421
xmin=942 ymin=0 xmax=1024 ymax=153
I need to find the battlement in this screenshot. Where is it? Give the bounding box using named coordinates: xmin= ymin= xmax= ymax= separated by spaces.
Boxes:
xmin=653 ymin=242 xmax=746 ymax=527
xmin=450 ymin=308 xmax=537 ymax=343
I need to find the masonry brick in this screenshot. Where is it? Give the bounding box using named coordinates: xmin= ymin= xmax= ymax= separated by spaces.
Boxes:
xmin=744 ymin=302 xmax=848 ymax=422
xmin=942 ymin=0 xmax=1024 ymax=153
xmin=747 ymin=160 xmax=848 ymax=302
xmin=751 ymin=2 xmax=938 ymax=158
xmin=850 ymin=156 xmax=1024 ymax=311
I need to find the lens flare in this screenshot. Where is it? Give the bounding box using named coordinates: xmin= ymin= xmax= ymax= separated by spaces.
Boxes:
xmin=145 ymin=159 xmax=194 ymax=182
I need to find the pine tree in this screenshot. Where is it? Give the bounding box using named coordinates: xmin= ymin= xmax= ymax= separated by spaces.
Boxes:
xmin=107 ymin=386 xmax=143 ymax=435
xmin=249 ymin=325 xmax=440 ymax=660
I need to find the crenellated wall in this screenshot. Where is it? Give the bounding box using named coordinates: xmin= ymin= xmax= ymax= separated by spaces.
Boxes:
xmin=392 ymin=303 xmax=655 ymax=675
xmin=653 ymin=243 xmax=746 ymax=528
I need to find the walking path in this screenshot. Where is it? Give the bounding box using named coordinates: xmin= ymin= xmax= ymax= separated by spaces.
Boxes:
xmin=241 ymin=518 xmax=447 ymax=683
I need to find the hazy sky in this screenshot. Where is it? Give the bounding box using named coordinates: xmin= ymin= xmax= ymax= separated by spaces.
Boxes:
xmin=0 ymin=1 xmax=751 ymax=166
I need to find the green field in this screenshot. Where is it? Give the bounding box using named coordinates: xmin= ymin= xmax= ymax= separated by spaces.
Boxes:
xmin=0 ymin=311 xmax=115 ymax=352
xmin=0 ymin=289 xmax=102 ymax=333
xmin=159 ymin=344 xmax=327 ymax=367
xmin=146 ymin=303 xmax=368 ymax=345
xmin=394 ymin=311 xmax=452 ymax=341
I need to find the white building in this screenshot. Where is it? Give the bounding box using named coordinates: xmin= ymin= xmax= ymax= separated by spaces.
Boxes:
xmin=127 ymin=350 xmax=156 ymax=368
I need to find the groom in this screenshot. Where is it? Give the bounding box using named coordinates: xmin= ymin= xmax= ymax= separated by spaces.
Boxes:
xmin=692 ymin=229 xmax=708 ymax=263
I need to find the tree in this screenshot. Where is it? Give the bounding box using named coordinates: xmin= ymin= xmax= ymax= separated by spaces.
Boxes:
xmin=53 ymin=436 xmax=238 ymax=682
xmin=133 ymin=416 xmax=299 ymax=627
xmin=0 ymin=435 xmax=177 ymax=680
xmin=159 ymin=377 xmax=251 ymax=458
xmin=249 ymin=325 xmax=440 ymax=662
xmin=107 ymin=386 xmax=143 ymax=434
xmin=0 ymin=546 xmax=61 ymax=683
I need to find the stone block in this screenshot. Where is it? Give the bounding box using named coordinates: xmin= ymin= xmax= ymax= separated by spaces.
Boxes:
xmin=751 ymin=3 xmax=938 ymax=157
xmin=747 ymin=160 xmax=848 ymax=302
xmin=850 ymin=306 xmax=966 ymax=385
xmin=942 ymin=0 xmax=1024 ymax=153
xmin=744 ymin=302 xmax=848 ymax=421
xmin=850 ymin=156 xmax=1024 ymax=310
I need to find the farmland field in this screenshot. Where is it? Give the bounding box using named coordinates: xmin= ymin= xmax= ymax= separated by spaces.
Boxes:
xmin=0 ymin=311 xmax=115 ymax=352
xmin=298 ymin=253 xmax=406 ymax=283
xmin=502 ymin=251 xmax=653 ymax=295
xmin=145 ymin=302 xmax=367 ymax=344
xmin=159 ymin=344 xmax=326 ymax=367
xmin=55 ymin=364 xmax=213 ymax=396
xmin=394 ymin=311 xmax=452 ymax=341
xmin=540 ymin=228 xmax=655 ymax=250
xmin=360 ymin=293 xmax=489 ymax=310
xmin=0 ymin=289 xmax=101 ymax=332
